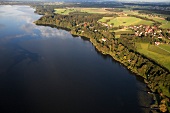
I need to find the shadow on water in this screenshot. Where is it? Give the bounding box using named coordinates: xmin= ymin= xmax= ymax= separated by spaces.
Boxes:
xmin=0 ymin=6 xmax=153 ymax=112
xmin=4 ymin=44 xmax=40 ymax=73
xmin=40 ymin=23 xmax=153 ymax=111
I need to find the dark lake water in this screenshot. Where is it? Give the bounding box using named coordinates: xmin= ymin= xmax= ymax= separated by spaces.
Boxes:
xmin=0 ymin=5 xmax=152 ymax=113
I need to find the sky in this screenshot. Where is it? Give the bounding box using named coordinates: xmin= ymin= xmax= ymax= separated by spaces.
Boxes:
xmin=0 ymin=0 xmax=169 ymax=2
xmin=117 ymin=0 xmax=170 ymax=2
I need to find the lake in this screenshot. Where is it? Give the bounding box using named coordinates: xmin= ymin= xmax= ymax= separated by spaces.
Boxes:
xmin=0 ymin=5 xmax=152 ymax=113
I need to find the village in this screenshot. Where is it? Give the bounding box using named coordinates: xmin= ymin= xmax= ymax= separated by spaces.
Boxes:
xmin=128 ymin=24 xmax=170 ymax=45
xmin=97 ymin=19 xmax=170 ymax=45
xmin=72 ymin=19 xmax=170 ymax=46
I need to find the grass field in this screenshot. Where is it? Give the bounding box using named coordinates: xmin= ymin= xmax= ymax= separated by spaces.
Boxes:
xmin=159 ymin=44 xmax=170 ymax=52
xmin=54 ymin=8 xmax=77 ymax=15
xmin=123 ymin=11 xmax=170 ymax=29
xmin=143 ymin=16 xmax=170 ymax=29
xmin=54 ymin=8 xmax=170 ymax=28
xmin=123 ymin=10 xmax=139 ymax=15
xmin=153 ymin=18 xmax=170 ymax=29
xmin=114 ymin=29 xmax=134 ymax=38
xmin=78 ymin=8 xmax=111 ymax=14
xmin=148 ymin=44 xmax=170 ymax=56
xmin=136 ymin=43 xmax=170 ymax=70
xmin=121 ymin=9 xmax=170 ymax=29
xmin=54 ymin=8 xmax=112 ymax=15
xmin=99 ymin=17 xmax=114 ymax=22
xmin=99 ymin=17 xmax=154 ymax=27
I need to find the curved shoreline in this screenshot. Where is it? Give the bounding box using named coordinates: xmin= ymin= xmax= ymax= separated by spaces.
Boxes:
xmin=35 ymin=20 xmax=170 ymax=112
xmin=37 ymin=23 xmax=169 ymax=76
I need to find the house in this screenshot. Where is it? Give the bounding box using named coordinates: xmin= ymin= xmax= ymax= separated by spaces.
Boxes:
xmin=158 ymin=36 xmax=163 ymax=39
xmin=148 ymin=29 xmax=153 ymax=33
xmin=103 ymin=23 xmax=108 ymax=27
xmin=155 ymin=42 xmax=160 ymax=45
xmin=102 ymin=38 xmax=107 ymax=42
xmin=139 ymin=32 xmax=143 ymax=36
xmin=128 ymin=60 xmax=131 ymax=62
xmin=84 ymin=23 xmax=87 ymax=27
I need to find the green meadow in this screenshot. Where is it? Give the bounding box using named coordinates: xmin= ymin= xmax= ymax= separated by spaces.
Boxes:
xmin=54 ymin=8 xmax=112 ymax=15
xmin=114 ymin=29 xmax=134 ymax=38
xmin=54 ymin=8 xmax=77 ymax=15
xmin=123 ymin=11 xmax=170 ymax=29
xmin=99 ymin=17 xmax=154 ymax=27
xmin=136 ymin=43 xmax=170 ymax=70
xmin=153 ymin=18 xmax=170 ymax=29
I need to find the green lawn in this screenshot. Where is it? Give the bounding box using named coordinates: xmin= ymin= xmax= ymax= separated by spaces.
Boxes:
xmin=54 ymin=8 xmax=113 ymax=15
xmin=78 ymin=8 xmax=112 ymax=14
xmin=114 ymin=29 xmax=134 ymax=38
xmin=159 ymin=44 xmax=170 ymax=52
xmin=136 ymin=43 xmax=170 ymax=70
xmin=54 ymin=8 xmax=77 ymax=15
xmin=127 ymin=12 xmax=170 ymax=29
xmin=121 ymin=10 xmax=170 ymax=29
xmin=99 ymin=17 xmax=114 ymax=23
xmin=99 ymin=16 xmax=154 ymax=27
xmin=149 ymin=17 xmax=170 ymax=29
xmin=148 ymin=44 xmax=170 ymax=56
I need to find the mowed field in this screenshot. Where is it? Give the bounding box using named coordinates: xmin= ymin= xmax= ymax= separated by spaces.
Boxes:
xmin=139 ymin=14 xmax=170 ymax=29
xmin=54 ymin=9 xmax=77 ymax=15
xmin=122 ymin=10 xmax=170 ymax=29
xmin=99 ymin=17 xmax=154 ymax=27
xmin=159 ymin=44 xmax=170 ymax=53
xmin=54 ymin=8 xmax=112 ymax=15
xmin=136 ymin=43 xmax=170 ymax=70
xmin=113 ymin=29 xmax=134 ymax=38
xmin=78 ymin=8 xmax=112 ymax=14
xmin=54 ymin=8 xmax=170 ymax=29
xmin=99 ymin=17 xmax=114 ymax=22
xmin=152 ymin=18 xmax=170 ymax=29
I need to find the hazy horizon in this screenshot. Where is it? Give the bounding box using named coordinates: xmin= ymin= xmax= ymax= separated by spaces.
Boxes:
xmin=0 ymin=0 xmax=170 ymax=3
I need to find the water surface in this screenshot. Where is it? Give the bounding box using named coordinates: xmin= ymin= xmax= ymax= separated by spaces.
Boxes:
xmin=0 ymin=5 xmax=152 ymax=113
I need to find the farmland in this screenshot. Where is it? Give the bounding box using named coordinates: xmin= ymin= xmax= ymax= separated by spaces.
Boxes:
xmin=99 ymin=17 xmax=113 ymax=22
xmin=99 ymin=16 xmax=154 ymax=27
xmin=54 ymin=8 xmax=77 ymax=15
xmin=54 ymin=8 xmax=112 ymax=15
xmin=153 ymin=18 xmax=170 ymax=29
xmin=35 ymin=4 xmax=170 ymax=112
xmin=54 ymin=7 xmax=169 ymax=28
xmin=138 ymin=14 xmax=170 ymax=29
xmin=113 ymin=29 xmax=134 ymax=38
xmin=78 ymin=8 xmax=112 ymax=14
xmin=159 ymin=44 xmax=170 ymax=52
xmin=136 ymin=43 xmax=170 ymax=70
xmin=122 ymin=10 xmax=170 ymax=29
xmin=49 ymin=7 xmax=170 ymax=71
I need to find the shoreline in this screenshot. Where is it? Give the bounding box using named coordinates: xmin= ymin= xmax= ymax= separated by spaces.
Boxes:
xmin=36 ymin=23 xmax=169 ymax=77
xmin=35 ymin=19 xmax=169 ymax=112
